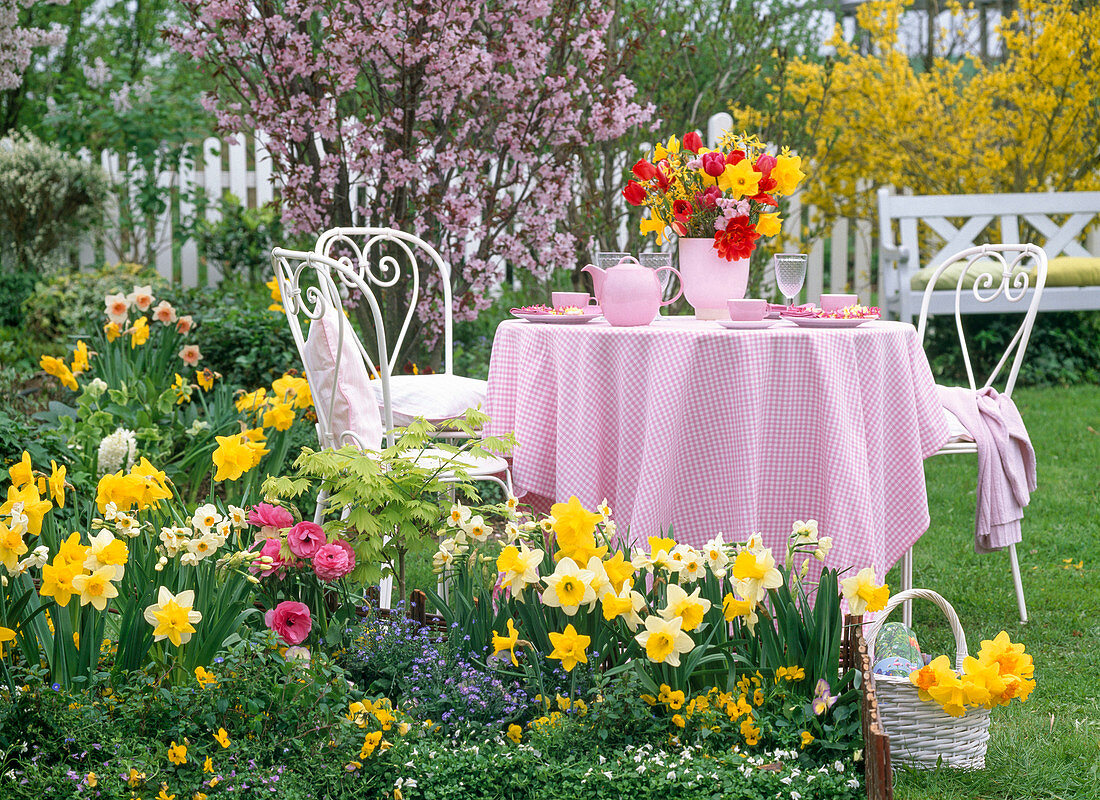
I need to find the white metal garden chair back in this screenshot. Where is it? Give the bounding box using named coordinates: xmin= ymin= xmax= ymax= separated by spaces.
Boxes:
xmin=900 ymin=243 xmax=1048 ymax=625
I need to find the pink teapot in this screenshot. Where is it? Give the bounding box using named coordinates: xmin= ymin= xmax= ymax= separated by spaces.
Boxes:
xmin=582 ymin=256 xmax=682 ymax=327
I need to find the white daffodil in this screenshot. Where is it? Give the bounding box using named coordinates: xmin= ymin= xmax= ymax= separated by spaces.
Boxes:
xmin=496 ymin=542 xmax=544 ymax=598
xmin=660 ymin=584 xmax=712 ymax=631
xmin=677 ymin=549 xmax=707 ymax=584
xmin=186 ymin=533 xmax=220 ymax=561
xmin=448 ymin=503 xmax=471 ymax=527
xmin=600 ymin=582 xmax=646 ymax=631
xmin=541 ymin=557 xmax=596 ymax=616
xmin=462 ymin=515 xmax=490 ymax=543
xmin=584 ymin=556 xmax=612 ymax=602
xmin=191 ymin=503 xmax=224 ymax=535
xmin=731 ymin=547 xmax=784 ymax=605
xmin=228 ymin=505 xmax=248 ymax=528
xmin=791 ymin=519 xmax=819 ymax=546
xmin=704 ymin=533 xmax=730 ymax=574
xmin=814 ymin=536 xmax=834 ymax=562
xmin=84 ymin=530 xmax=128 ymax=581
xmin=634 ymin=614 xmax=694 ymax=666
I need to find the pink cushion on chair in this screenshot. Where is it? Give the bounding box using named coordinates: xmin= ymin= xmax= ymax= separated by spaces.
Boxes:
xmin=302 ymin=306 xmax=383 ymax=450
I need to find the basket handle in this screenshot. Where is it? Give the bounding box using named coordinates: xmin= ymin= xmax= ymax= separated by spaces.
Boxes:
xmin=864 ymin=588 xmax=969 ymax=672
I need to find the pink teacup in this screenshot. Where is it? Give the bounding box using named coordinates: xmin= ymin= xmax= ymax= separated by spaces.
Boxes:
xmin=820 ymin=293 xmax=858 ymax=312
xmin=727 ymin=298 xmax=767 ymax=322
xmin=552 ymin=291 xmax=597 ymax=309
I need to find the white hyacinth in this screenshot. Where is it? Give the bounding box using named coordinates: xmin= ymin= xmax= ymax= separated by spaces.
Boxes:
xmin=97 ymin=428 xmax=138 ymax=475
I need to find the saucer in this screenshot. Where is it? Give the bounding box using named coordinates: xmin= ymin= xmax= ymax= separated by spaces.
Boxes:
xmin=510 ymin=309 xmax=602 ymax=324
xmin=716 ymin=319 xmax=778 ymax=330
xmin=784 ymin=316 xmax=879 ymax=328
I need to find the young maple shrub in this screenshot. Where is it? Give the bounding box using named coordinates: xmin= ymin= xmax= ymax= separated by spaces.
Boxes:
xmin=167 ymin=0 xmax=653 ymax=360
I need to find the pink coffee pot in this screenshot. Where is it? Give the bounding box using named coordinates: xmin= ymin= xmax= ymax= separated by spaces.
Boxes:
xmin=582 ymin=256 xmax=683 ymax=327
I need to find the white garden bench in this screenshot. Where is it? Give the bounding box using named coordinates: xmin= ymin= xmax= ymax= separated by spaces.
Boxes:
xmin=878 ymin=187 xmax=1100 ymax=323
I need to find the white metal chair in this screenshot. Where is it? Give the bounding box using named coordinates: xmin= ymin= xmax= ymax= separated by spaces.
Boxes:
xmin=272 ymin=247 xmax=512 ymax=607
xmin=313 ymin=227 xmax=489 ymax=441
xmin=901 ymin=243 xmax=1047 ymax=626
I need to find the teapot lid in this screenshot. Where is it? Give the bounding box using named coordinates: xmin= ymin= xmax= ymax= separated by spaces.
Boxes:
xmin=609 ymin=255 xmax=644 ymax=269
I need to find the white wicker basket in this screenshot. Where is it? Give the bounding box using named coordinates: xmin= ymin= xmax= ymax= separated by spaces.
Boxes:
xmin=865 ymin=588 xmax=991 ymax=770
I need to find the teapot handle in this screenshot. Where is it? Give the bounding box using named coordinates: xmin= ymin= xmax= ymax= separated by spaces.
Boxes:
xmin=655 ymin=266 xmax=684 ymax=306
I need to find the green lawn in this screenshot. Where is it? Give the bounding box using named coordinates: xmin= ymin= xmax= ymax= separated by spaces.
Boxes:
xmin=890 ymin=385 xmax=1100 ymax=799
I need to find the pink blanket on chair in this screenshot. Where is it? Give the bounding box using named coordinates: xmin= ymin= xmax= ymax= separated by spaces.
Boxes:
xmin=936 ymin=386 xmax=1037 ymax=553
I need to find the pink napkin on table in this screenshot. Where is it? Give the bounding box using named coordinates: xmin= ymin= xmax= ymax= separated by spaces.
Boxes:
xmin=936 ymin=385 xmax=1037 ymax=553
xmin=775 ymin=303 xmax=817 ymax=317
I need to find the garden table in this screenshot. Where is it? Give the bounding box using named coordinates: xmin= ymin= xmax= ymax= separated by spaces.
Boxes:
xmin=484 ymin=316 xmax=951 ymax=577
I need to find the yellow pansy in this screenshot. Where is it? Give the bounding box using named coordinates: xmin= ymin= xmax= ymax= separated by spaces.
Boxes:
xmin=167 ymin=740 xmax=187 ymax=765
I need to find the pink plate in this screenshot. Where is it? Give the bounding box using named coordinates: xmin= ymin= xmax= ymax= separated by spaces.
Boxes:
xmin=784 ymin=315 xmax=880 ymax=328
xmin=510 ymin=309 xmax=602 ymax=324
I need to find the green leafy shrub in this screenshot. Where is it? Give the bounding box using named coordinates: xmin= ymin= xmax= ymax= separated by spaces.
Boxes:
xmin=0 ymin=270 xmax=37 ymax=328
xmin=0 ymin=132 xmax=108 ymax=273
xmin=195 ymin=195 xmax=295 ymax=286
xmin=924 ymin=311 xmax=1100 ymax=387
xmin=20 ymin=261 xmax=171 ymax=343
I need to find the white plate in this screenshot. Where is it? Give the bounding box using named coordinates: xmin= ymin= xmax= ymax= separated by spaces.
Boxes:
xmin=784 ymin=315 xmax=879 ymax=328
xmin=715 ymin=319 xmax=778 ymax=329
xmin=510 ymin=310 xmax=602 ymax=324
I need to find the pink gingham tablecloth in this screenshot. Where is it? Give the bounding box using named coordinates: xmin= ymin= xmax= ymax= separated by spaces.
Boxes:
xmin=484 ymin=317 xmax=950 ymax=577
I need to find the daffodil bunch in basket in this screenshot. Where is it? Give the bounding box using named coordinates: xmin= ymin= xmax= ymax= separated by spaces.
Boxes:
xmin=622 ymin=131 xmax=806 ymax=259
xmin=427 ymin=497 xmax=890 ymax=746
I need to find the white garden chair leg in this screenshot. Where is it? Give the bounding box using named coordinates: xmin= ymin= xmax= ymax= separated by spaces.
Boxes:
xmin=1008 ymin=543 xmax=1028 ymax=624
xmin=900 ymin=548 xmax=914 ymax=628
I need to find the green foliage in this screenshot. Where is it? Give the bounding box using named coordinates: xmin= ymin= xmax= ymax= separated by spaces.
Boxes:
xmin=194 ymin=195 xmax=292 ymax=286
xmin=924 ymin=311 xmax=1100 ymax=387
xmin=20 ymin=261 xmax=169 ymax=342
xmin=0 ymin=270 xmax=37 ymax=328
xmin=0 ymin=131 xmax=108 ymax=273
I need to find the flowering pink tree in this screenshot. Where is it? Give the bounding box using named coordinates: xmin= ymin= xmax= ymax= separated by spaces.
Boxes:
xmin=0 ymin=0 xmax=66 ymax=91
xmin=169 ymin=0 xmax=652 ymax=356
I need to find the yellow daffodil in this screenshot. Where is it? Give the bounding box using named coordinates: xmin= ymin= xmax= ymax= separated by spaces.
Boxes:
xmin=839 ymin=566 xmax=889 ymax=615
xmin=492 ymin=619 xmax=520 ymax=667
xmin=756 ymin=212 xmax=783 ymax=237
xmin=104 ymin=321 xmax=121 ymax=342
xmin=599 ymin=582 xmax=646 ymax=631
xmin=550 ymin=496 xmax=605 ymax=562
xmin=196 ymin=368 xmax=217 ymax=391
xmin=172 ymin=373 xmax=192 ymax=405
xmin=213 ymin=728 xmax=230 ymax=748
xmin=541 ymin=557 xmax=596 ymax=615
xmin=721 ymin=592 xmax=759 ymax=632
xmin=0 ymin=626 xmax=16 ymax=658
xmin=601 ymin=550 xmax=634 ymax=593
xmin=130 ymin=457 xmax=173 ymax=508
xmin=0 ymin=522 xmax=28 ymax=572
xmin=71 ymin=341 xmax=91 ymax=375
xmin=212 ymin=435 xmax=257 ymax=482
xmin=143 ymin=586 xmax=202 ymax=646
xmin=1 ymin=483 xmax=52 ymax=536
xmin=39 ymin=559 xmax=80 ymax=607
xmin=652 ymin=134 xmax=681 ymax=162
xmin=47 ymin=460 xmax=66 ymax=508
xmin=262 ymin=402 xmax=295 ymax=431
xmin=235 ymin=388 xmax=270 ymax=414
xmin=84 ymin=530 xmax=128 ymax=580
xmin=731 ymin=548 xmax=783 ymax=605
xmin=272 ymin=374 xmax=312 ymax=409
xmin=57 ymin=531 xmax=89 ymax=569
xmin=659 ymin=584 xmax=712 ymax=632
xmin=8 ymin=451 xmax=33 ymax=489
xmin=72 ymin=566 xmax=120 ymax=611
xmin=639 ymin=212 xmax=668 ymax=245
xmin=716 ymin=159 xmax=762 ymax=198
xmin=547 ymin=624 xmax=590 ymax=672
xmin=130 ymin=316 xmax=150 ymax=348
xmin=496 ymin=542 xmax=544 ymax=598
xmin=635 ymin=614 xmax=694 ymax=666
xmin=40 ymin=355 xmax=78 ymax=391
xmin=771 ymin=153 xmax=805 ymax=195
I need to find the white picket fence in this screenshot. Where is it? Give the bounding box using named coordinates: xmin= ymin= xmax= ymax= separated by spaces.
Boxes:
xmin=78 ymin=115 xmax=875 ymax=302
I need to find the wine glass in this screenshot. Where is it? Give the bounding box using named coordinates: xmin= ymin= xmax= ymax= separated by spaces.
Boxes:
xmin=774 ymin=253 xmax=808 ymax=307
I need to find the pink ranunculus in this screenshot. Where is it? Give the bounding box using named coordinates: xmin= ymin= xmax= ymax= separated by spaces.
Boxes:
xmin=250 ymin=537 xmax=286 ymax=578
xmin=264 ymin=600 xmax=312 ymax=645
xmin=313 ymin=541 xmax=356 ymax=581
xmin=176 ymin=315 xmax=194 ymax=335
xmin=287 ymin=521 xmax=325 ymax=559
xmin=247 ymin=503 xmax=294 ymax=540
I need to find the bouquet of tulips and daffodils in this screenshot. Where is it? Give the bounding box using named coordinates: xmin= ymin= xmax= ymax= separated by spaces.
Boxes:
xmin=429 ymin=496 xmax=888 ymax=711
xmin=622 ymin=131 xmax=806 ymax=260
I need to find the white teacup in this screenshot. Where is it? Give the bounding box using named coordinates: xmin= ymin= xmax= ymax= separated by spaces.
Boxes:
xmin=727 ymin=298 xmax=767 ymax=321
xmin=821 ymin=293 xmax=858 ymax=312
xmin=552 ymin=291 xmax=597 ymax=308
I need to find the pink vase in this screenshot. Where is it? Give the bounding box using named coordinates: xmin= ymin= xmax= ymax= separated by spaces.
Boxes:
xmin=678 ymin=237 xmax=750 ymax=319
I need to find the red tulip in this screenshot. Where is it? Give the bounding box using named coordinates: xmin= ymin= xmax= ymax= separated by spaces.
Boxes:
xmin=726 ymin=149 xmax=746 ymax=165
xmin=682 ymin=131 xmax=704 ymax=153
xmin=701 ymin=151 xmax=726 ymax=178
xmin=622 ymin=180 xmax=647 ymax=206
xmin=632 ymin=159 xmax=659 ymax=181
xmin=672 ymin=198 xmax=693 ymax=222
xmin=671 ymin=220 xmax=688 ymax=236
xmin=755 ymin=153 xmax=777 ymax=177
xmin=654 ymin=161 xmax=672 ymax=192
xmin=694 ymin=186 xmax=722 ymax=209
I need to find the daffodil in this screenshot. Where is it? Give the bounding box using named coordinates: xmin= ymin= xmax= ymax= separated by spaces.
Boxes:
xmin=8 ymin=451 xmax=33 ymax=489
xmin=703 ymin=534 xmax=730 ymax=575
xmin=84 ymin=530 xmax=128 ymax=580
xmin=771 ymin=153 xmax=805 ymax=195
xmin=716 ymin=159 xmax=762 ymax=198
xmin=47 ymin=461 xmax=66 ymax=508
xmin=39 ymin=559 xmax=80 ymax=607
xmin=0 ymin=625 xmax=16 ymax=658
xmin=172 ymin=373 xmax=192 ymax=405
xmin=1 ymin=483 xmax=51 ymax=536
xmin=599 ymin=582 xmax=646 ymax=630
xmin=262 ymin=402 xmax=295 ymax=431
xmin=635 ymin=614 xmax=694 ymax=666
xmin=212 ymin=435 xmax=257 ymax=482
xmin=130 ymin=316 xmax=150 ymax=348
xmin=839 ymin=566 xmax=889 ymax=615
xmin=602 ymin=550 xmax=634 ymax=593
xmin=660 ymin=584 xmax=712 ymax=632
xmin=731 ymin=548 xmax=783 ymax=605
xmin=72 ymin=566 xmax=120 ymax=611
xmin=40 ymin=355 xmax=78 ymax=391
xmin=492 ymin=619 xmax=520 ymax=667
xmin=721 ymin=592 xmax=759 ymax=633
xmin=541 ymin=557 xmax=597 ymax=615
xmin=639 ymin=211 xmax=668 ymax=245
xmin=57 ymin=532 xmax=89 ymax=569
xmin=143 ymin=586 xmax=202 ymax=646
xmin=234 ymin=388 xmax=269 ymax=414
xmin=756 ymin=212 xmax=782 ymax=237
xmin=550 ymin=496 xmax=605 ymax=562
xmin=547 ymin=623 xmax=590 ymax=672
xmin=0 ymin=522 xmax=28 ymax=572
xmin=496 ymin=542 xmax=544 ymax=598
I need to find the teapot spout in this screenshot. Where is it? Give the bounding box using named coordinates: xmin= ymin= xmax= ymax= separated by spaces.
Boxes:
xmin=581 ymin=264 xmax=606 ymax=304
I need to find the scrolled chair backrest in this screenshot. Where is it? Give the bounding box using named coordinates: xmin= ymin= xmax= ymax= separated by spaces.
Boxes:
xmin=916 ymin=243 xmax=1048 ymax=396
xmin=313 ymin=227 xmax=457 ymax=378
xmin=271 ymin=247 xmax=399 ymax=448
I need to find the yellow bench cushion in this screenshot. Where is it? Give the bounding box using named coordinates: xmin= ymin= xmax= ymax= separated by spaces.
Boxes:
xmin=910 ymin=256 xmax=1100 ymax=291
